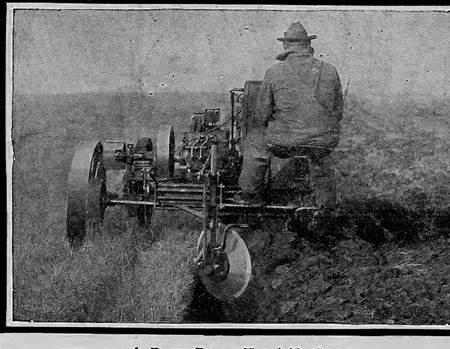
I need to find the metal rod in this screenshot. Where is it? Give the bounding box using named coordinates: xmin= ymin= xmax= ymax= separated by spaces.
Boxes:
xmin=219 ymin=203 xmax=318 ymax=211
xmin=153 ymin=179 xmax=157 ymax=207
xmin=157 ymin=188 xmax=205 ymax=193
xmin=109 ymin=199 xmax=203 ymax=211
xmin=157 ymin=195 xmax=205 ymax=201
xmin=210 ymin=144 xmax=217 ymax=175
xmin=220 ymin=189 xmax=240 ymax=194
xmin=165 ymin=201 xmax=202 ymax=208
xmin=110 ymin=200 xmax=318 ymax=212
xmin=110 ymin=199 xmax=155 ymax=206
xmin=155 ymin=206 xmax=185 ymax=211
xmin=173 ymin=205 xmax=205 ymax=219
xmin=202 ymin=184 xmax=209 ymax=257
xmin=218 ymin=212 xmax=295 ymax=218
xmin=110 ymin=199 xmax=202 ymax=206
xmin=157 ymin=183 xmax=205 ymax=188
xmin=230 ymin=91 xmax=235 ymax=145
xmin=219 ymin=184 xmax=223 ymax=206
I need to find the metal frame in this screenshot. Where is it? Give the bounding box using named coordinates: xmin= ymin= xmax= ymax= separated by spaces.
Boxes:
xmin=66 ymin=84 xmax=321 ymax=300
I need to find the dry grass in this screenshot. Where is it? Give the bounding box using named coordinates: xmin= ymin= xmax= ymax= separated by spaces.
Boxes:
xmin=12 ymin=92 xmax=214 ymax=322
xmin=13 ymin=199 xmax=200 ymax=322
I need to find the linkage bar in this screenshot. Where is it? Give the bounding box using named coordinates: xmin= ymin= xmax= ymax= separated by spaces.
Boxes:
xmin=219 ymin=203 xmax=318 ymax=211
xmin=109 ymin=199 xmax=155 ymax=206
xmin=172 ymin=204 xmax=205 ymax=220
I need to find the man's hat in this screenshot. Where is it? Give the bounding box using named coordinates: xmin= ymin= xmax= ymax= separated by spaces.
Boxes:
xmin=277 ymin=21 xmax=317 ymax=42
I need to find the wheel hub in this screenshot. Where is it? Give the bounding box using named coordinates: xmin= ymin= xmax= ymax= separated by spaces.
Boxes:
xmin=200 ymin=246 xmax=230 ymax=283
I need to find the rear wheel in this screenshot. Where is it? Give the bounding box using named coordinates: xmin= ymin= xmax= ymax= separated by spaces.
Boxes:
xmin=66 ymin=141 xmax=107 ymax=248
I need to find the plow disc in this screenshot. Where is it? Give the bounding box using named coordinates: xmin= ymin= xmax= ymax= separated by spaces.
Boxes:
xmin=199 ymin=227 xmax=252 ymax=302
xmin=66 ymin=141 xmax=106 ymax=248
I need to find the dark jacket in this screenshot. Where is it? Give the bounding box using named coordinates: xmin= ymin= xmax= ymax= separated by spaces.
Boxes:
xmin=255 ymin=48 xmax=344 ymax=149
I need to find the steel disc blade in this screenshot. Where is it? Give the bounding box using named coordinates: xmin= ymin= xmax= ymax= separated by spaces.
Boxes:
xmin=200 ymin=228 xmax=252 ymax=301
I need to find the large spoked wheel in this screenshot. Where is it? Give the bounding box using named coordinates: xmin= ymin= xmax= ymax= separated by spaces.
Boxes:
xmin=156 ymin=125 xmax=175 ymax=178
xmin=66 ymin=141 xmax=107 ymax=248
xmin=198 ymin=225 xmax=252 ymax=302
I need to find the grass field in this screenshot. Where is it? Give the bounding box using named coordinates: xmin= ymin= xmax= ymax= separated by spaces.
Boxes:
xmin=12 ymin=92 xmax=212 ymax=322
xmin=11 ymin=91 xmax=449 ymax=323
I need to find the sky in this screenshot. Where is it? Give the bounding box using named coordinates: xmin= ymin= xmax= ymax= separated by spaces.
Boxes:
xmin=13 ymin=8 xmax=449 ymax=98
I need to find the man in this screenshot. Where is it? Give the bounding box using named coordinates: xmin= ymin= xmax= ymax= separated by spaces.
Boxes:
xmin=237 ymin=21 xmax=344 ymax=209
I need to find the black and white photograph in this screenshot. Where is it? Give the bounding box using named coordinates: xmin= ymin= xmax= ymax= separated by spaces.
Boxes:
xmin=6 ymin=4 xmax=449 ymax=327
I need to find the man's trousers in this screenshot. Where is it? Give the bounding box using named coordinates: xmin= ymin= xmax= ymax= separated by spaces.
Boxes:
xmin=238 ymin=129 xmax=337 ymax=208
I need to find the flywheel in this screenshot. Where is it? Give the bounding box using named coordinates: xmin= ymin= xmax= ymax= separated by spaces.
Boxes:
xmin=156 ymin=125 xmax=175 ymax=178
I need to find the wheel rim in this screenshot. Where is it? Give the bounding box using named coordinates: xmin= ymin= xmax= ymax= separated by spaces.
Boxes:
xmin=66 ymin=141 xmax=106 ymax=247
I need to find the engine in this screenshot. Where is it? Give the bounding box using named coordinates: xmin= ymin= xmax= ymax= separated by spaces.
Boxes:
xmin=101 ymin=138 xmax=155 ymax=199
xmin=102 ymin=86 xmax=254 ymax=202
xmin=174 ymin=108 xmax=242 ymax=184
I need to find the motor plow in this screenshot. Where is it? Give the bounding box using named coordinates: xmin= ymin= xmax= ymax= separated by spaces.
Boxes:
xmin=66 ymin=81 xmax=320 ymax=301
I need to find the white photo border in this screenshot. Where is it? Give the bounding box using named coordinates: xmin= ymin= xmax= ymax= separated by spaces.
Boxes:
xmin=5 ymin=3 xmax=450 ymax=331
